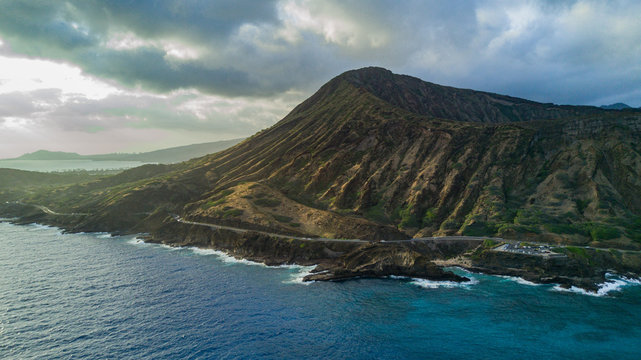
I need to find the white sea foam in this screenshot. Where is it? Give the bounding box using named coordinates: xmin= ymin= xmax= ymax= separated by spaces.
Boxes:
xmin=282 ymin=266 xmax=317 ymax=285
xmin=404 ymin=266 xmax=479 ymax=289
xmin=96 ymin=233 xmax=113 ymax=239
xmin=552 ymin=273 xmax=641 ymax=297
xmin=189 ymin=247 xmax=222 ymax=256
xmin=126 ymin=237 xmax=150 ymax=246
xmin=410 ymin=276 xmax=479 ymax=289
xmin=188 ymin=247 xmax=269 ymax=266
xmin=497 ymin=275 xmax=542 ymax=286
xmin=623 ymin=277 xmax=641 ymax=285
xmin=28 ymin=223 xmax=55 ymax=230
xmin=186 ymin=246 xmax=317 ymax=284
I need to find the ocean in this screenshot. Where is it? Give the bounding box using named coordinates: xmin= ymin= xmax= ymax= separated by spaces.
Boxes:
xmin=1 ymin=221 xmax=640 ymax=359
xmin=0 ymin=160 xmax=148 ymax=173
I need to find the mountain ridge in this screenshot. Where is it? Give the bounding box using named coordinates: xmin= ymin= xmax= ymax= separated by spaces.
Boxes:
xmin=7 ymin=138 xmax=244 ymax=163
xmin=3 ymin=66 xmax=641 ymax=289
xmin=336 ymin=67 xmax=626 ymax=123
xmin=3 ymin=67 xmax=641 ymax=247
xmin=600 ymin=102 xmax=633 ymax=110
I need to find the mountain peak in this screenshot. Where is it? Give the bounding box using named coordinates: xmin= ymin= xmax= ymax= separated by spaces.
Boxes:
xmin=338 ymin=66 xmax=394 ymax=82
xmin=327 ymin=67 xmax=606 ymax=123
xmin=600 ymin=102 xmax=631 ymax=110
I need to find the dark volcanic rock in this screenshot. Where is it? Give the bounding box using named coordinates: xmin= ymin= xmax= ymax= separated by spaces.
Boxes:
xmin=2 ymin=67 xmax=641 ymax=290
xmin=304 ymin=243 xmax=469 ymax=282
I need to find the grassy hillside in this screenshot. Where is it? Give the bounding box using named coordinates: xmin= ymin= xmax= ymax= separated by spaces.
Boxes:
xmin=3 ymin=67 xmax=640 ymax=248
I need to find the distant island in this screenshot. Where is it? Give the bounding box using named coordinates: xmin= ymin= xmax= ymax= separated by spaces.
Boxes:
xmin=600 ymin=103 xmax=633 ymax=110
xmin=6 ymin=138 xmax=244 ymax=164
xmin=2 ymin=67 xmax=641 ymax=293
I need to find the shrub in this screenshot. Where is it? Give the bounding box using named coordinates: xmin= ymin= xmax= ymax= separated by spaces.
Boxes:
xmin=514 ymin=209 xmax=545 ymax=226
xmin=201 ymin=189 xmax=234 ymax=209
xmin=543 ymin=223 xmax=583 ymax=235
xmin=273 ymin=214 xmax=293 ymax=223
xmin=575 ymin=199 xmax=591 ymax=214
xmin=462 ymin=221 xmax=497 ymax=236
xmin=586 ymin=224 xmax=620 ymax=241
xmin=440 ymin=219 xmax=461 ymax=231
xmin=565 ymin=246 xmax=588 ymax=258
xmin=364 ymin=203 xmax=387 ymax=223
xmin=202 ymin=197 xmax=226 ymax=209
xmin=496 ymin=223 xmax=541 ymax=235
xmin=215 ymin=208 xmax=243 ymax=218
xmin=253 ymin=198 xmax=281 ymax=207
xmin=482 ymin=239 xmax=499 ymax=248
xmin=399 ymin=204 xmax=420 ymax=229
xmin=421 ymin=208 xmax=437 ymax=227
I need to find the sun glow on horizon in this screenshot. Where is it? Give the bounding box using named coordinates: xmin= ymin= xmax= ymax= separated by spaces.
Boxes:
xmin=0 ymin=55 xmax=119 ymax=100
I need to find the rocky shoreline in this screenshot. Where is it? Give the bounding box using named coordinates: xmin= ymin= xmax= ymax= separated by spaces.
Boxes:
xmin=3 ymin=201 xmax=640 ymax=293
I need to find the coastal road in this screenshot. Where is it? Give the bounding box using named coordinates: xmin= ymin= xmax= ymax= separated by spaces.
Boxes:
xmin=172 ymin=215 xmax=496 ymax=245
xmin=171 ymin=216 xmax=641 ymax=254
xmin=172 ymin=215 xmax=369 ymax=243
xmin=8 ymin=201 xmax=90 ymax=216
xmin=14 ymin=201 xmax=640 ymax=253
xmin=33 ymin=204 xmax=90 ymax=216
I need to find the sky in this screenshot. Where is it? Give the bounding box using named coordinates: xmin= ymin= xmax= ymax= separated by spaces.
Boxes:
xmin=1 ymin=0 xmax=640 ymax=158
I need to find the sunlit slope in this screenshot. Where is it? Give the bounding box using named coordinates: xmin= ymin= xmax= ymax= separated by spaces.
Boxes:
xmin=11 ymin=67 xmax=641 ymax=248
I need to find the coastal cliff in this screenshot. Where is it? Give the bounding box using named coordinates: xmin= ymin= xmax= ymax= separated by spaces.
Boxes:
xmin=2 ymin=67 xmax=641 ymax=290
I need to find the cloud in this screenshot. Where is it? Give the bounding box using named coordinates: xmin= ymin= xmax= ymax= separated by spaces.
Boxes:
xmin=0 ymin=0 xmax=641 ymax=158
xmin=0 ymin=0 xmax=639 ymax=105
xmin=0 ymin=86 xmax=300 ymax=136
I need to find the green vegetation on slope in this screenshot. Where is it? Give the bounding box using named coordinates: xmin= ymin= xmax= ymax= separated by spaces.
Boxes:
xmin=2 ymin=67 xmax=640 ymax=249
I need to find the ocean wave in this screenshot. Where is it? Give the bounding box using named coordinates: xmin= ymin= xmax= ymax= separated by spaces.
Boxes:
xmin=410 ymin=276 xmax=479 ymax=289
xmin=497 ymin=275 xmax=542 ymax=286
xmin=619 ymin=275 xmax=641 ymax=285
xmin=552 ymin=273 xmax=641 ymax=297
xmin=188 ymin=247 xmax=268 ymax=266
xmin=186 ymin=246 xmax=317 ymax=285
xmin=27 ymin=223 xmax=55 ymax=230
xmin=126 ymin=237 xmax=150 ymax=246
xmin=159 ymin=243 xmax=181 ymax=251
xmin=282 ymin=266 xmax=317 ymax=285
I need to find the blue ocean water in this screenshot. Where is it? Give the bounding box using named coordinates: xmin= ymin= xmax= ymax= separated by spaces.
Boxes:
xmin=0 ymin=160 xmax=149 ymax=172
xmin=1 ymin=221 xmax=640 ymax=360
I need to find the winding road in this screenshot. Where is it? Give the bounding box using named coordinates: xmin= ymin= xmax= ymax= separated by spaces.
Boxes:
xmin=171 ymin=215 xmax=369 ymax=243
xmin=12 ymin=201 xmax=639 ymax=253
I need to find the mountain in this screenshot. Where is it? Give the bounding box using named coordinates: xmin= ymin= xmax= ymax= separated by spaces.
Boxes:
xmin=15 ymin=150 xmax=84 ymax=160
xmin=10 ymin=138 xmax=244 ymax=164
xmin=600 ymin=103 xmax=632 ymax=110
xmin=4 ymin=67 xmax=641 ymax=249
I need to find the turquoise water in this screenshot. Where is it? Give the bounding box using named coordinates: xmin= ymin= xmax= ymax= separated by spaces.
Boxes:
xmin=0 ymin=160 xmax=148 ymax=172
xmin=1 ymin=221 xmax=640 ymax=359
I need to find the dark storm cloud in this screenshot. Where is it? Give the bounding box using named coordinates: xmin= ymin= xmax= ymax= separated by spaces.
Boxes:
xmin=1 ymin=0 xmax=641 ymax=105
xmin=0 ymin=0 xmax=285 ymax=96
xmin=76 ymin=47 xmax=264 ymax=96
xmin=72 ymin=0 xmax=279 ymax=42
xmin=2 ymin=0 xmax=641 ymax=158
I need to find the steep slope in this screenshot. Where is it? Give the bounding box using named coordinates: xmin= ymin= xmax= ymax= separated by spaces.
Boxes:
xmin=6 ymin=67 xmax=641 ymax=248
xmin=339 ymin=67 xmax=606 ymax=122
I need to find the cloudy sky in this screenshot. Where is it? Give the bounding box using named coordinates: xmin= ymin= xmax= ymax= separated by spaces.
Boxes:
xmin=1 ymin=0 xmax=640 ymax=158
